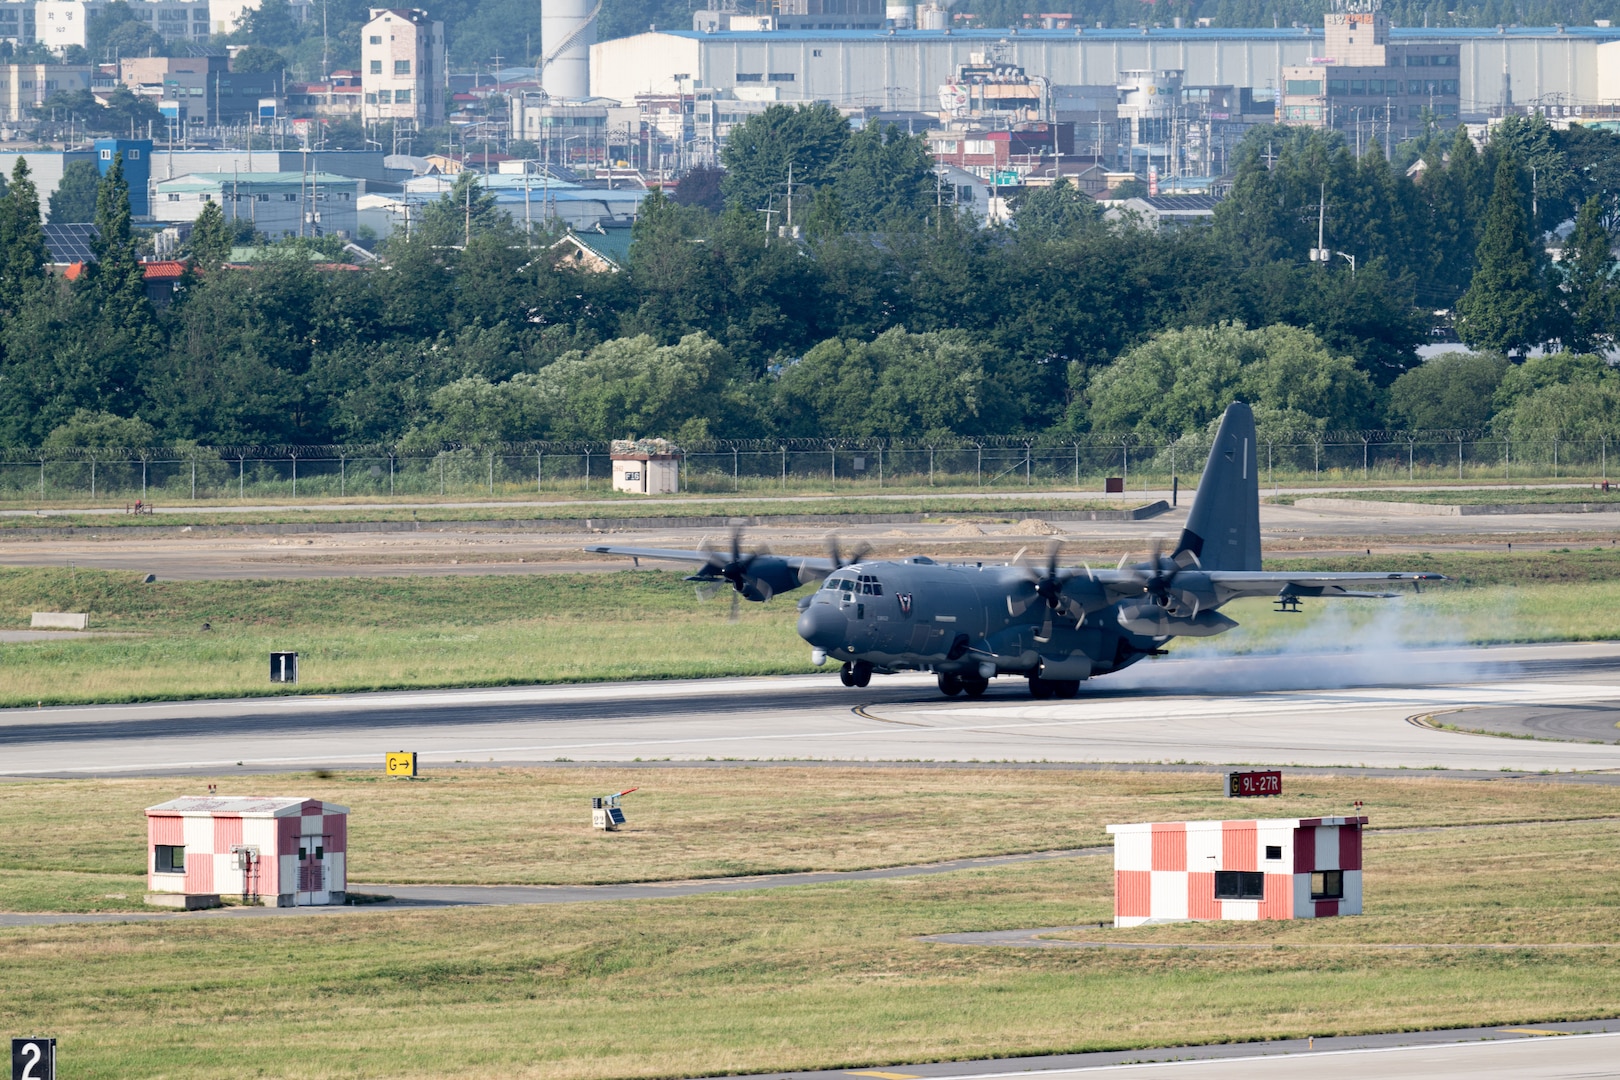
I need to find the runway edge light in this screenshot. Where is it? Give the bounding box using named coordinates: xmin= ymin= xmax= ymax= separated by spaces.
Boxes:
xmin=385 ymin=751 xmax=418 ymax=778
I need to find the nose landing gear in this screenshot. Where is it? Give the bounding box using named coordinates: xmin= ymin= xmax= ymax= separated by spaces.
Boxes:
xmin=1028 ymin=676 xmax=1080 ymax=699
xmin=840 ymin=660 xmax=872 ymax=688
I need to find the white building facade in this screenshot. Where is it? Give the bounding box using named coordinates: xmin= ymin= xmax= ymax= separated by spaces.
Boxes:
xmin=362 ymin=7 xmax=445 ymax=126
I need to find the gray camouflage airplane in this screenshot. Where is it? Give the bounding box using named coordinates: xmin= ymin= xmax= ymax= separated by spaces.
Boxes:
xmin=587 ymin=402 xmax=1444 ymax=698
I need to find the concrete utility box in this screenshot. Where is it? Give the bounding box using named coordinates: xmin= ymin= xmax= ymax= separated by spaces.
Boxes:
xmin=1107 ymin=815 xmax=1365 ymax=926
xmin=611 ymin=438 xmax=682 ymax=495
xmin=145 ymin=797 xmax=349 ymax=908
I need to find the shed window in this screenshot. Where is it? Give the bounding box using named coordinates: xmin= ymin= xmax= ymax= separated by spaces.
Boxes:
xmin=155 ymin=844 xmax=185 ymax=872
xmin=1213 ymin=870 xmax=1264 ymax=900
xmin=1311 ymin=870 xmax=1344 ymax=899
xmin=1264 ymin=845 xmax=1282 ymax=860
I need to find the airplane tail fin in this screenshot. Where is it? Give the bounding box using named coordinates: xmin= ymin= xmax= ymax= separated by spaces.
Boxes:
xmin=1174 ymin=402 xmax=1261 ymax=572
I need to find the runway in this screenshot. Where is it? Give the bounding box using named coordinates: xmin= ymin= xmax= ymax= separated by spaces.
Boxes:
xmin=6 ymin=641 xmax=1620 ymax=777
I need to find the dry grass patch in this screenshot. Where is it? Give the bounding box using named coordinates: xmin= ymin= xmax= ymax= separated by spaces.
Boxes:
xmin=5 ymin=767 xmax=1620 ymax=911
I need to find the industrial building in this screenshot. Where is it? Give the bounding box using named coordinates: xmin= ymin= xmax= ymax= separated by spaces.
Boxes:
xmin=154 ymin=171 xmax=360 ymax=238
xmin=0 ymin=138 xmax=152 ymax=217
xmin=1279 ymin=2 xmax=1461 ymax=128
xmin=146 ymin=796 xmax=349 ymax=908
xmin=1108 ymin=815 xmax=1366 ymax=926
xmin=592 ymin=24 xmax=1620 ymax=128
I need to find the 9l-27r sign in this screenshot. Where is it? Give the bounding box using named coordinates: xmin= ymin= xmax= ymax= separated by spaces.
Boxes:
xmin=1227 ymin=770 xmax=1282 ymax=798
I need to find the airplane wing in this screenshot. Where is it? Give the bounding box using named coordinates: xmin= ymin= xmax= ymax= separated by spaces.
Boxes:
xmin=1058 ymin=568 xmax=1445 ymax=604
xmin=584 ymin=543 xmax=835 ymax=596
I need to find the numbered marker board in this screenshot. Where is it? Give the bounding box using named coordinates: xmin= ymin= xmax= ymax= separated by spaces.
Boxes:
xmin=13 ymin=1038 xmax=55 ymax=1080
xmin=385 ymin=751 xmax=418 ymax=777
xmin=1227 ymin=770 xmax=1282 ymax=798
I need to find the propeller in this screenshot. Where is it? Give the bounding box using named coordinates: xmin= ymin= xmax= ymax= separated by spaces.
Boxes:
xmin=796 ymin=534 xmax=871 ymax=586
xmin=690 ymin=527 xmax=774 ymax=621
xmin=1122 ymin=539 xmax=1201 ymax=615
xmin=1011 ymin=540 xmax=1080 ymax=643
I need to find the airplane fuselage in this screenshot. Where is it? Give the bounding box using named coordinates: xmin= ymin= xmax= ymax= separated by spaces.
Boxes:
xmin=795 ymin=557 xmax=1163 ymax=692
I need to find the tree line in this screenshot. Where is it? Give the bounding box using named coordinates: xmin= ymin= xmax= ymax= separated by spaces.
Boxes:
xmin=0 ymin=110 xmax=1616 ymax=454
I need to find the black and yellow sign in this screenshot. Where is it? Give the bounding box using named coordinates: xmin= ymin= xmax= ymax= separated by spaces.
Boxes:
xmin=385 ymin=752 xmax=418 ymax=777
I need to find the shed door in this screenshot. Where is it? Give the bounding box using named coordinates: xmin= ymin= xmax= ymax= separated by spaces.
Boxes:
xmin=296 ymin=835 xmax=328 ymax=904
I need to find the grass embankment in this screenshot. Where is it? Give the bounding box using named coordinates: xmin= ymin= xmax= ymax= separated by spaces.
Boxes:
xmin=9 ymin=767 xmax=1618 ymax=913
xmin=0 ymin=494 xmax=1136 ymax=530
xmin=2 ymin=550 xmax=1620 ymax=705
xmin=3 ymin=815 xmax=1618 ymax=1078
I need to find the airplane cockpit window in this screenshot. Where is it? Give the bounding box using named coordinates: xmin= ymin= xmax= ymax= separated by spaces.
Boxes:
xmin=856 ymin=573 xmax=883 ymax=596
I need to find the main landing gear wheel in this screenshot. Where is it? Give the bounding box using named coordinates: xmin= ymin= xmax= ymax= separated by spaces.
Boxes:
xmin=842 ymin=661 xmax=872 ymax=688
xmin=1028 ymin=677 xmax=1080 ymax=699
xmin=840 ymin=663 xmax=855 ymax=687
xmin=938 ymin=673 xmax=963 ymax=697
xmin=960 ymin=677 xmax=988 ymax=697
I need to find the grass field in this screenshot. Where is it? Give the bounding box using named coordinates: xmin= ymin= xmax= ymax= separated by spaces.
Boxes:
xmin=8 ymin=767 xmax=1620 ymax=913
xmin=2 ymin=816 xmax=1618 ymax=1079
xmin=1 ymin=550 xmax=1619 ymax=705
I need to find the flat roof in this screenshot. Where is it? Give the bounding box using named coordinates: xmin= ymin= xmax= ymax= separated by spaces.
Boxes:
xmin=157 ymin=172 xmax=362 ymax=190
xmin=654 ymin=25 xmax=1620 ymax=42
xmin=147 ymin=796 xmax=349 ymax=817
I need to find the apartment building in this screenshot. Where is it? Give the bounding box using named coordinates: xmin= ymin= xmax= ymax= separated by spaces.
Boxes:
xmin=361 ymin=8 xmax=444 ymax=126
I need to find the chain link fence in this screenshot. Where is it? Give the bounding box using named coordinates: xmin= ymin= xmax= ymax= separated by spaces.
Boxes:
xmin=0 ymin=432 xmax=1613 ymax=503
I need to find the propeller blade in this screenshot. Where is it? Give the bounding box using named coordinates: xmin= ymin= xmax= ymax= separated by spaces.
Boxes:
xmin=729 ymin=591 xmax=740 ymax=622
xmin=695 ymin=582 xmax=722 ymax=602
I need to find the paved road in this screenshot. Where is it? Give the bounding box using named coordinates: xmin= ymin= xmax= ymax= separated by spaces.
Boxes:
xmin=5 ymin=642 xmax=1620 ymax=776
xmin=759 ymin=1025 xmax=1620 ymax=1080
xmin=1442 ymin=701 xmax=1620 ymax=744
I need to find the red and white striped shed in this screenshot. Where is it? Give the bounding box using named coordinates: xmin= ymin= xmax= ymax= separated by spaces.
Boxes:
xmin=145 ymin=797 xmax=349 ymax=907
xmin=1106 ymin=816 xmax=1366 ymax=927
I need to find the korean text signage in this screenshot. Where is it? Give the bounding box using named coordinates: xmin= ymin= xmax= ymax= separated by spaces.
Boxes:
xmin=1227 ymin=770 xmax=1282 ymax=798
xmin=12 ymin=1039 xmax=55 ymax=1080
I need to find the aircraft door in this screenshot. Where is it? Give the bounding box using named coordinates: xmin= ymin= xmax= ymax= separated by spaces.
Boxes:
xmin=296 ymin=835 xmax=328 ymax=905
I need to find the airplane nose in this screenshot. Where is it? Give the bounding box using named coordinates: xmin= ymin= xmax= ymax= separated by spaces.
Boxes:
xmin=797 ymin=602 xmax=845 ymax=648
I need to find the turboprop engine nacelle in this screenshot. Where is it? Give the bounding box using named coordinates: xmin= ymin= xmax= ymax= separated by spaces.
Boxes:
xmin=1116 ymin=604 xmax=1238 ymax=638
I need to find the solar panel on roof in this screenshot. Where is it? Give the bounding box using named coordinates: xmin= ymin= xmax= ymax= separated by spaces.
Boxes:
xmin=42 ymin=223 xmax=100 ymax=264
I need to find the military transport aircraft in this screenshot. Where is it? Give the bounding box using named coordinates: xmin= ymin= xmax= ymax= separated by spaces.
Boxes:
xmin=587 ymin=402 xmax=1444 ymax=698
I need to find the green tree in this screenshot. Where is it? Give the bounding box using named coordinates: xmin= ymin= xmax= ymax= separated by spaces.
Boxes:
xmin=832 ymin=123 xmax=936 ymax=230
xmin=1109 ymin=177 xmax=1149 ymax=199
xmin=47 ymin=160 xmax=100 ymax=224
xmin=231 ymin=45 xmax=290 ymax=73
xmin=1456 ymin=154 xmax=1553 ymax=356
xmin=233 ymin=0 xmax=301 ymax=46
xmin=771 ymin=327 xmax=1017 ymax=440
xmin=1560 ymin=197 xmax=1617 ymax=355
xmin=719 ymin=103 xmax=850 ymax=213
xmin=1012 ymin=178 xmax=1100 ymax=241
xmin=41 ymin=408 xmax=157 ymax=451
xmin=1384 ymin=350 xmax=1508 ymax=431
xmin=187 ymin=202 xmax=234 ymax=271
xmin=87 ymin=1 xmax=164 ymax=61
xmin=412 ymin=170 xmax=504 ymax=249
xmin=0 ymin=157 xmax=48 ymax=315
xmin=1489 ymin=112 xmax=1573 ymax=234
xmin=671 ymin=163 xmax=726 ymax=214
xmin=1085 ymin=322 xmax=1377 ymax=440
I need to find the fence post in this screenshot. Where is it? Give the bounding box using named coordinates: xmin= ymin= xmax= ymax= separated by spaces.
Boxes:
xmin=1458 ymin=436 xmax=1463 ymax=480
xmin=489 ymin=451 xmax=494 ymax=494
xmin=976 ymin=446 xmax=981 ymax=488
xmin=1504 ymin=438 xmax=1509 ymax=480
xmin=1604 ymin=435 xmax=1608 ymax=481
xmin=190 ymin=456 xmax=196 ymax=500
xmin=733 ymin=447 xmax=739 ymax=491
xmin=929 ymin=446 xmax=935 ymax=486
xmin=538 ymin=451 xmax=543 ymax=492
xmin=1408 ymin=438 xmax=1414 ymax=483
xmin=1074 ymin=443 xmax=1079 ymax=487
xmin=389 ymin=453 xmax=395 ymax=496
xmin=584 ymin=448 xmax=591 ymax=490
xmin=1025 ymin=444 xmax=1031 ymax=485
xmin=142 ymin=457 xmax=148 ymax=500
xmin=439 ymin=454 xmax=444 ymax=495
xmin=1267 ymin=440 xmax=1273 ymax=495
xmin=340 ymin=454 xmax=346 ymax=497
xmin=1553 ymin=437 xmax=1559 ymax=479
xmin=239 ymin=455 xmax=245 ymax=499
xmin=830 ymin=445 xmax=836 ymax=483
xmin=1314 ymin=439 xmax=1320 ymax=479
xmin=1362 ymin=439 xmax=1369 ymax=479
xmin=878 ymin=446 xmax=884 ymax=488
xmin=781 ymin=446 xmax=786 ymax=489
xmin=39 ymin=457 xmax=44 ymax=501
xmin=90 ymin=456 xmax=96 ymax=500
xmin=1122 ymin=441 xmax=1128 ymax=494
xmin=291 ymin=453 xmax=297 ymax=498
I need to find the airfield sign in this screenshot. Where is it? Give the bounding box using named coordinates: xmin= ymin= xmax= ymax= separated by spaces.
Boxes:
xmin=1227 ymin=770 xmax=1282 ymax=798
xmin=12 ymin=1038 xmax=55 ymax=1080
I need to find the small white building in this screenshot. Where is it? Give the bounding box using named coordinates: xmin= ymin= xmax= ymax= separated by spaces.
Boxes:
xmin=146 ymin=796 xmax=348 ymax=908
xmin=611 ymin=438 xmax=681 ymax=494
xmin=1108 ymin=815 xmax=1365 ymax=926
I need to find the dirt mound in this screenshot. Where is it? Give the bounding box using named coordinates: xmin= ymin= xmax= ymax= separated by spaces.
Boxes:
xmin=942 ymin=523 xmax=984 ymax=537
xmin=1012 ymin=518 xmax=1062 ymax=536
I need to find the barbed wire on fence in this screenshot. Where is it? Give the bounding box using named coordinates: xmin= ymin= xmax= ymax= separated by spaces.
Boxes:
xmin=1 ymin=428 xmax=1609 ymax=462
